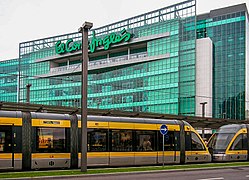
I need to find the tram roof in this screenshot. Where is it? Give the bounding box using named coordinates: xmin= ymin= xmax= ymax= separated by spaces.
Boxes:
xmin=0 ymin=101 xmax=248 ymax=129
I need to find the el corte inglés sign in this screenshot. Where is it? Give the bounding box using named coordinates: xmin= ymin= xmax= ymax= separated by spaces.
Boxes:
xmin=55 ymin=28 xmax=132 ymax=55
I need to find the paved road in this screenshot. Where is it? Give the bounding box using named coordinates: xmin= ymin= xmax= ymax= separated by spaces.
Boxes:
xmin=55 ymin=166 xmax=249 ymax=180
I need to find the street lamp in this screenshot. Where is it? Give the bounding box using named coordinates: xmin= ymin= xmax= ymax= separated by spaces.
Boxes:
xmin=78 ymin=21 xmax=93 ymax=172
xmin=223 ymin=112 xmax=227 ymax=119
xmin=200 ymin=102 xmax=207 ymax=138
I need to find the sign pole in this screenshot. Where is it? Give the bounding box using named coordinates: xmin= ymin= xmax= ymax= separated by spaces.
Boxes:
xmin=160 ymin=124 xmax=168 ymax=167
xmin=163 ymin=134 xmax=165 ymax=167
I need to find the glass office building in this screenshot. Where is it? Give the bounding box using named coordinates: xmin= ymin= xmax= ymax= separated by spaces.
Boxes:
xmin=0 ymin=0 xmax=248 ymax=120
xmin=0 ymin=58 xmax=18 ymax=102
xmin=196 ymin=4 xmax=248 ymax=120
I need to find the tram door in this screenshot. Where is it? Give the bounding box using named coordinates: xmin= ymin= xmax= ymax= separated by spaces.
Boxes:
xmin=0 ymin=125 xmax=14 ymax=169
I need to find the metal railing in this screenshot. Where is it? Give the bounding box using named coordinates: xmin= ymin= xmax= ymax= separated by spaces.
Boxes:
xmin=50 ymin=52 xmax=148 ymax=75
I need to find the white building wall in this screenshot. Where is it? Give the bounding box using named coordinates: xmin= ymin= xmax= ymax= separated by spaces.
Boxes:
xmin=196 ymin=38 xmax=213 ymax=117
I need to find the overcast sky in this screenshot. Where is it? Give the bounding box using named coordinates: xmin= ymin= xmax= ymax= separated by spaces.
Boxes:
xmin=0 ymin=0 xmax=248 ymax=60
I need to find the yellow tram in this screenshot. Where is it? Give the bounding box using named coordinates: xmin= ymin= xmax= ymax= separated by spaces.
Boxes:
xmin=208 ymin=124 xmax=249 ymax=162
xmin=0 ymin=110 xmax=211 ymax=170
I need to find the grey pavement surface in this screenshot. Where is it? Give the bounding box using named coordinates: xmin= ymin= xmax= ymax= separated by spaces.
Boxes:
xmin=16 ymin=166 xmax=249 ymax=180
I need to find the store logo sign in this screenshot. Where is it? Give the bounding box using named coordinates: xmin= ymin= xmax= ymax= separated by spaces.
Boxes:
xmin=89 ymin=28 xmax=131 ymax=53
xmin=55 ymin=39 xmax=81 ymax=54
xmin=55 ymin=28 xmax=132 ymax=55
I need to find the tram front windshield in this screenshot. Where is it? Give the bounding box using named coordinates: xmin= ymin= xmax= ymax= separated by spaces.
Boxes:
xmin=208 ymin=133 xmax=235 ymax=153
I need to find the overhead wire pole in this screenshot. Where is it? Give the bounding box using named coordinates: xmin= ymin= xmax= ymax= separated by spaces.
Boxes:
xmin=78 ymin=21 xmax=93 ymax=172
xmin=26 ymin=84 xmax=32 ymax=103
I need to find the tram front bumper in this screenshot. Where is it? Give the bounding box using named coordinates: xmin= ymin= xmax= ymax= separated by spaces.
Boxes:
xmin=212 ymin=154 xmax=229 ymax=161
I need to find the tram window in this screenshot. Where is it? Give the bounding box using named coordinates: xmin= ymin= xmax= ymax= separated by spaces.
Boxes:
xmin=0 ymin=127 xmax=12 ymax=153
xmin=185 ymin=132 xmax=192 ymax=151
xmin=0 ymin=132 xmax=5 ymax=152
xmin=191 ymin=132 xmax=205 ymax=150
xmin=111 ymin=130 xmax=132 ymax=152
xmin=87 ymin=129 xmax=107 ymax=152
xmin=78 ymin=129 xmax=81 ymax=151
xmin=208 ymin=133 xmax=235 ymax=151
xmin=158 ymin=131 xmax=180 ymax=151
xmin=230 ymin=134 xmax=247 ymax=150
xmin=242 ymin=134 xmax=248 ymax=150
xmin=136 ymin=131 xmax=155 ymax=151
xmin=36 ymin=128 xmax=69 ymax=153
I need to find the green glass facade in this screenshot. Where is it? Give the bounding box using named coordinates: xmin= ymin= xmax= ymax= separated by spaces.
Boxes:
xmin=0 ymin=58 xmax=18 ymax=102
xmin=17 ymin=0 xmax=196 ymax=116
xmin=0 ymin=1 xmax=248 ymax=120
xmin=197 ymin=7 xmax=247 ymax=120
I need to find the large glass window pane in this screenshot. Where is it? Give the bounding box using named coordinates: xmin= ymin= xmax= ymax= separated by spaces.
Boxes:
xmin=0 ymin=132 xmax=5 ymax=152
xmin=242 ymin=134 xmax=248 ymax=150
xmin=208 ymin=133 xmax=235 ymax=152
xmin=0 ymin=127 xmax=12 ymax=153
xmin=87 ymin=129 xmax=107 ymax=152
xmin=111 ymin=130 xmax=132 ymax=152
xmin=136 ymin=130 xmax=155 ymax=151
xmin=159 ymin=131 xmax=180 ymax=151
xmin=230 ymin=134 xmax=246 ymax=150
xmin=191 ymin=132 xmax=205 ymax=150
xmin=36 ymin=127 xmax=69 ymax=153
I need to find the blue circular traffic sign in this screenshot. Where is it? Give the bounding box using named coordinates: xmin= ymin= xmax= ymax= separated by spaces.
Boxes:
xmin=160 ymin=124 xmax=168 ymax=135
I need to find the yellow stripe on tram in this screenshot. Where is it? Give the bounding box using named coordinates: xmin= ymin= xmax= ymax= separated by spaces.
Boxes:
xmin=87 ymin=152 xmax=110 ymax=158
xmin=226 ymin=150 xmax=247 ymax=155
xmin=0 ymin=153 xmax=22 ymax=159
xmin=157 ymin=151 xmax=180 ymax=156
xmin=78 ymin=121 xmax=181 ymax=131
xmin=0 ymin=117 xmax=22 ymax=126
xmin=109 ymin=152 xmax=135 ymax=157
xmin=191 ymin=151 xmax=210 ymax=155
xmin=80 ymin=151 xmax=181 ymax=158
xmin=32 ymin=119 xmax=70 ymax=127
xmin=87 ymin=121 xmax=109 ymax=128
xmin=32 ymin=153 xmax=70 ymax=159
